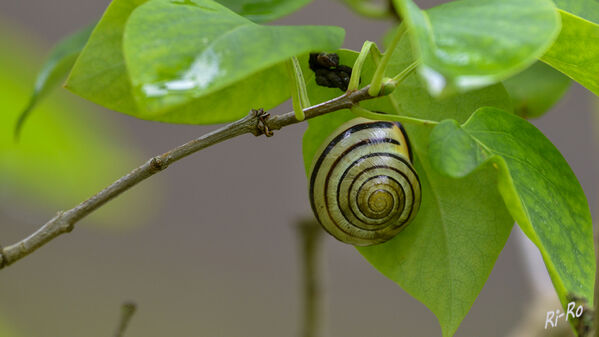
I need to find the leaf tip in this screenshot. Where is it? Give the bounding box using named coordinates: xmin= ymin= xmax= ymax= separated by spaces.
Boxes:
xmin=13 ymin=101 xmax=36 ymax=143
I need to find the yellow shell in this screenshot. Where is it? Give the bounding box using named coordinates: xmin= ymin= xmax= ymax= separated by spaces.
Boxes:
xmin=308 ymin=117 xmax=421 ymax=246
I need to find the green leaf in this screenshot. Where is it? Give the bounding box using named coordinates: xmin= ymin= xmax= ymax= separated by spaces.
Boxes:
xmin=502 ymin=61 xmax=571 ymax=118
xmin=341 ymin=0 xmax=391 ymax=19
xmin=66 ymin=0 xmax=342 ymax=124
xmin=65 ymin=0 xmax=146 ymax=116
xmin=428 ymin=107 xmax=594 ymax=307
xmin=303 ymin=40 xmax=514 ymax=336
xmin=122 ymin=0 xmax=343 ymax=123
xmin=1 ymin=24 xmax=155 ymax=229
xmin=14 ymin=23 xmax=94 ymax=139
xmin=215 ymin=0 xmax=313 ymax=23
xmin=553 ymin=0 xmax=599 ymax=23
xmin=392 ymin=0 xmax=561 ymax=97
xmin=540 ymin=10 xmax=599 ymax=96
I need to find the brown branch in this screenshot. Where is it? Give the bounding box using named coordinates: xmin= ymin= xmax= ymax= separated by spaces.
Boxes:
xmin=0 ymin=86 xmax=376 ymax=269
xmin=113 ymin=302 xmax=137 ymax=337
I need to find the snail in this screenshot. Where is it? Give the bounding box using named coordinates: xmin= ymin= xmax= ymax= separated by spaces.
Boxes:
xmin=308 ymin=117 xmax=421 ymax=246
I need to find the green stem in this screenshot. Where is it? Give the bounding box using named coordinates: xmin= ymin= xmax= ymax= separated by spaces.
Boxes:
xmin=286 ymin=57 xmax=311 ymax=121
xmin=351 ymin=105 xmax=438 ymax=127
xmin=348 ymin=41 xmax=379 ymax=92
xmin=368 ymin=24 xmax=406 ymax=97
xmin=113 ymin=302 xmax=136 ymax=337
xmin=375 ymin=59 xmax=419 ymax=96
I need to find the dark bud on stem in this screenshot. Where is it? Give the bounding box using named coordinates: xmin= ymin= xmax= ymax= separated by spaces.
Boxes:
xmin=309 ymin=52 xmax=354 ymax=92
xmin=309 ymin=52 xmax=339 ymax=71
xmin=316 ymin=53 xmax=339 ymax=68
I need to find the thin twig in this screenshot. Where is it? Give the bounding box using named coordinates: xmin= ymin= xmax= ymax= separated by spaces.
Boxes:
xmin=0 ymin=85 xmax=376 ymax=269
xmin=297 ymin=218 xmax=323 ymax=337
xmin=113 ymin=302 xmax=137 ymax=337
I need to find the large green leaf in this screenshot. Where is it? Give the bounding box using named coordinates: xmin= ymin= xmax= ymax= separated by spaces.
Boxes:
xmin=392 ymin=0 xmax=561 ymax=97
xmin=67 ymin=0 xmax=342 ymax=124
xmin=65 ymin=0 xmax=145 ymax=116
xmin=502 ymin=61 xmax=571 ymax=118
xmin=122 ymin=0 xmax=342 ymax=123
xmin=541 ymin=10 xmax=599 ymax=96
xmin=216 ymin=0 xmax=313 ymax=23
xmin=14 ymin=23 xmax=94 ymax=139
xmin=428 ymin=107 xmax=594 ymax=307
xmin=303 ymin=40 xmax=514 ymax=336
xmin=0 ymin=24 xmax=153 ymax=229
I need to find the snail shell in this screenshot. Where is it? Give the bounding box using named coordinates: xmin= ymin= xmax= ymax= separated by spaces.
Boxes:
xmin=308 ymin=117 xmax=421 ymax=246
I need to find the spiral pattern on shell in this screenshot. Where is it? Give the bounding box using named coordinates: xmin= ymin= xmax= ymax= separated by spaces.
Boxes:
xmin=308 ymin=118 xmax=421 ymax=246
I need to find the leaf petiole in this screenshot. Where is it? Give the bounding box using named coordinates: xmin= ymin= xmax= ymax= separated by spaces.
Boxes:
xmin=348 ymin=41 xmax=381 ymax=92
xmin=368 ymin=24 xmax=406 ymax=97
xmin=391 ymin=60 xmax=419 ymax=84
xmin=286 ymin=56 xmax=311 ymax=121
xmin=351 ymin=104 xmax=438 ymax=127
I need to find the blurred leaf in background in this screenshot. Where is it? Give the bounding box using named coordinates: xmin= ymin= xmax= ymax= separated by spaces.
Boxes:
xmin=0 ymin=21 xmax=158 ymax=230
xmin=14 ymin=23 xmax=94 ymax=139
xmin=502 ymin=61 xmax=571 ymax=119
xmin=0 ymin=314 xmax=20 ymax=337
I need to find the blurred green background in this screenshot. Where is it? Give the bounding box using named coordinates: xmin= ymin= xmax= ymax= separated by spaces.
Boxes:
xmin=0 ymin=1 xmax=597 ymax=336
